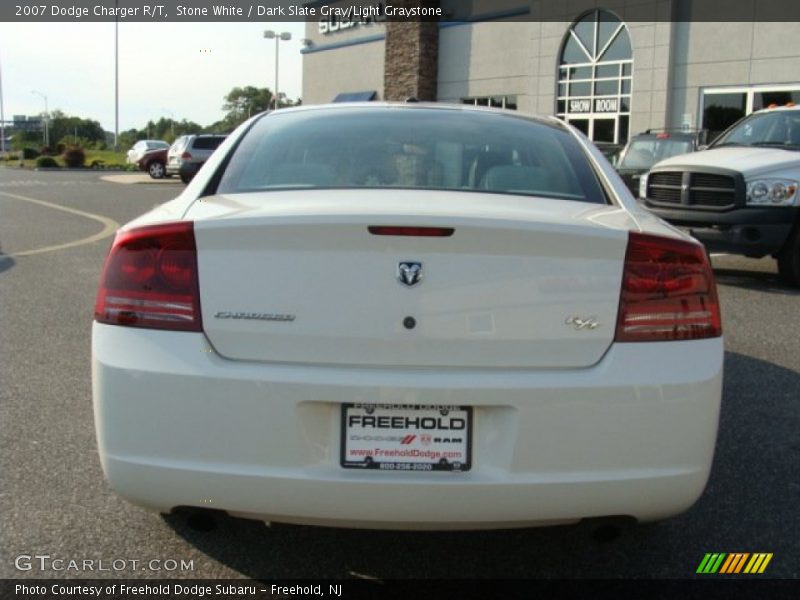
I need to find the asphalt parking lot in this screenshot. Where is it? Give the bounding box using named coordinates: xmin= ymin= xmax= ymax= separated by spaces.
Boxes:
xmin=0 ymin=168 xmax=797 ymax=580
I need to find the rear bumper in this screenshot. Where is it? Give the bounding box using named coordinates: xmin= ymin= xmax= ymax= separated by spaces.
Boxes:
xmin=643 ymin=204 xmax=797 ymax=256
xmin=165 ymin=163 xmax=183 ymax=175
xmin=92 ymin=323 xmax=723 ymax=529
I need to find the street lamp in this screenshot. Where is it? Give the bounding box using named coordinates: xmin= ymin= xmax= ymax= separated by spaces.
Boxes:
xmin=162 ymin=108 xmax=175 ymax=139
xmin=31 ymin=90 xmax=49 ymax=146
xmin=0 ymin=50 xmax=6 ymax=155
xmin=263 ymin=30 xmax=292 ymax=109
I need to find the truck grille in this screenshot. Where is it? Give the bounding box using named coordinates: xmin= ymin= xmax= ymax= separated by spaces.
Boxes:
xmin=647 ymin=171 xmax=738 ymax=209
xmin=648 ymin=172 xmax=682 ymax=204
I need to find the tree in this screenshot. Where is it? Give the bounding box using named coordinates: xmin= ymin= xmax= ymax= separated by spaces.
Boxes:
xmin=47 ymin=110 xmax=105 ymax=148
xmin=223 ymin=86 xmax=274 ymax=122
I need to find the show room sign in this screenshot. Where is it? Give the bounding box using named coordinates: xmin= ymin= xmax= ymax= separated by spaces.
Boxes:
xmin=568 ymin=98 xmax=619 ymax=114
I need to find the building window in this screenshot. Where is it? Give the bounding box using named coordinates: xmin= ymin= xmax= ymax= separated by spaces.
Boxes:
xmin=461 ymin=96 xmax=518 ymax=110
xmin=701 ymin=85 xmax=800 ymax=142
xmin=556 ymin=10 xmax=633 ymax=144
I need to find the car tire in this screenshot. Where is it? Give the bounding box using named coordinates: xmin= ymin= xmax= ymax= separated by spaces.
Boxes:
xmin=777 ymin=228 xmax=800 ymax=286
xmin=148 ymin=161 xmax=166 ymax=179
xmin=180 ymin=172 xmax=192 ymax=184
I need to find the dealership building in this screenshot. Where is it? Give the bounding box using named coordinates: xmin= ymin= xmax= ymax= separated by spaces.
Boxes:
xmin=301 ymin=0 xmax=800 ymax=143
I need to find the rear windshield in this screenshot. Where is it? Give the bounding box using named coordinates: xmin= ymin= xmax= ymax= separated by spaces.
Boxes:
xmin=618 ymin=138 xmax=693 ymax=169
xmin=170 ymin=137 xmax=187 ymax=151
xmin=193 ymin=136 xmax=226 ymax=150
xmin=217 ymin=107 xmax=607 ymax=204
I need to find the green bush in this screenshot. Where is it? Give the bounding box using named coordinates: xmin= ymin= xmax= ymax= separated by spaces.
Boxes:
xmin=35 ymin=156 xmax=59 ymax=168
xmin=62 ymin=146 xmax=86 ymax=168
xmin=22 ymin=147 xmax=40 ymax=160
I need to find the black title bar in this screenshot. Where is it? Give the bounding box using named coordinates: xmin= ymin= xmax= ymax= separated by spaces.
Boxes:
xmin=3 ymin=0 xmax=800 ymax=22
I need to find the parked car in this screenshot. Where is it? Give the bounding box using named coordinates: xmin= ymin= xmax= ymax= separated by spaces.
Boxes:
xmin=177 ymin=160 xmax=202 ymax=184
xmin=640 ymin=104 xmax=800 ymax=285
xmin=126 ymin=140 xmax=169 ymax=164
xmin=167 ymin=134 xmax=227 ymax=183
xmin=93 ymin=103 xmax=723 ymax=530
xmin=135 ymin=147 xmax=168 ymax=179
xmin=593 ymin=141 xmax=624 ymax=167
xmin=616 ymin=130 xmax=706 ymax=196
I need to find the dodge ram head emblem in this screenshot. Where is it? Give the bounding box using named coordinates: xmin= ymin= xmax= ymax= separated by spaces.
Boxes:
xmin=398 ymin=262 xmax=423 ymax=287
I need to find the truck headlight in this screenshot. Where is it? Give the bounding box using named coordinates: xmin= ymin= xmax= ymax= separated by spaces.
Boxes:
xmin=638 ymin=173 xmax=648 ymax=199
xmin=746 ymin=178 xmax=798 ymax=206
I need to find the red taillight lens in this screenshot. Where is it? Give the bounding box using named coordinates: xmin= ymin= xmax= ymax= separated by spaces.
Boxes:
xmin=181 ymin=152 xmax=192 ymax=160
xmin=94 ymin=222 xmax=202 ymax=332
xmin=615 ymin=232 xmax=721 ymax=342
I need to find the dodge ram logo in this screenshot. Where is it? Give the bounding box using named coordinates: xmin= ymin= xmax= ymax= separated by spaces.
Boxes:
xmin=398 ymin=262 xmax=423 ymax=287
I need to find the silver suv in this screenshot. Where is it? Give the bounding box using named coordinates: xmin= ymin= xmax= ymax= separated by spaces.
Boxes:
xmin=167 ymin=134 xmax=227 ymax=183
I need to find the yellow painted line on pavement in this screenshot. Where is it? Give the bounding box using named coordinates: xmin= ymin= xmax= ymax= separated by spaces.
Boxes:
xmin=0 ymin=190 xmax=119 ymax=256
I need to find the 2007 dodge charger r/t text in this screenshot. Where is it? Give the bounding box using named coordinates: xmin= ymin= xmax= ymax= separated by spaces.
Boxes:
xmin=92 ymin=103 xmax=723 ymax=530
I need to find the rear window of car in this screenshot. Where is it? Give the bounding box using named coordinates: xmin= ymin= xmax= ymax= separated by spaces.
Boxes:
xmin=217 ymin=107 xmax=607 ymax=204
xmin=170 ymin=137 xmax=190 ymax=152
xmin=192 ymin=136 xmax=226 ymax=150
xmin=618 ymin=138 xmax=693 ymax=169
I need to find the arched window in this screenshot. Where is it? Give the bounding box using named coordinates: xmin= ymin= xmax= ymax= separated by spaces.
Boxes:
xmin=556 ymin=10 xmax=633 ymax=144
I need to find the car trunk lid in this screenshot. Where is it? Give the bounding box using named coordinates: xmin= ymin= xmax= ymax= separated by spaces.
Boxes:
xmin=190 ymin=190 xmax=633 ymax=369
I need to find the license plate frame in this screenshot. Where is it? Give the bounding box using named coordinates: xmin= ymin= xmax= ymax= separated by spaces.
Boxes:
xmin=340 ymin=404 xmax=472 ymax=472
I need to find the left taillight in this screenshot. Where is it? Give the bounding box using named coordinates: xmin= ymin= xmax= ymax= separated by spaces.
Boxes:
xmin=94 ymin=221 xmax=202 ymax=332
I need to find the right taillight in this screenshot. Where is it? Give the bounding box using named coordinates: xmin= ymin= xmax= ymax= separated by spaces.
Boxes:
xmin=615 ymin=232 xmax=721 ymax=342
xmin=181 ymin=151 xmax=192 ymax=160
xmin=94 ymin=221 xmax=202 ymax=332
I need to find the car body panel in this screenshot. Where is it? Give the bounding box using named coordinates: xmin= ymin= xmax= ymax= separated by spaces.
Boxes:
xmin=93 ymin=324 xmax=722 ymax=528
xmin=641 ymin=107 xmax=800 ymax=258
xmin=135 ymin=148 xmax=167 ymax=172
xmin=94 ymin=103 xmax=724 ymax=529
xmin=653 ymin=146 xmax=799 ymax=178
xmin=615 ymin=132 xmax=703 ymax=196
xmin=189 ymin=190 xmax=629 ymax=369
xmin=166 ymin=134 xmax=227 ymax=179
xmin=126 ymin=140 xmax=169 ymax=164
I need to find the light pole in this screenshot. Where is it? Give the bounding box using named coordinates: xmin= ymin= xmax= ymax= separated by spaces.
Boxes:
xmin=0 ymin=50 xmax=5 ymax=155
xmin=162 ymin=108 xmax=175 ymax=140
xmin=263 ymin=30 xmax=292 ymax=109
xmin=114 ymin=6 xmax=119 ymax=151
xmin=31 ymin=90 xmax=48 ymax=146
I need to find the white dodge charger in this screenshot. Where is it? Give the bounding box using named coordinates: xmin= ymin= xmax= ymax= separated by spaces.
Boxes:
xmin=92 ymin=103 xmax=723 ymax=530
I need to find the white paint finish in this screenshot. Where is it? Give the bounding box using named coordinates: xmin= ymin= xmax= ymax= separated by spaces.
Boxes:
xmin=653 ymin=145 xmax=800 ymax=179
xmin=93 ymin=324 xmax=723 ymax=527
xmin=189 ymin=190 xmax=628 ymax=369
xmin=92 ymin=103 xmax=723 ymax=528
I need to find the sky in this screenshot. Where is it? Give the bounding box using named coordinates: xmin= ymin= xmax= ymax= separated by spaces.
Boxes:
xmin=0 ymin=21 xmax=306 ymax=133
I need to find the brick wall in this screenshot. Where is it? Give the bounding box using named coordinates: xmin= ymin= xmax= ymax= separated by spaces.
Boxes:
xmin=383 ymin=3 xmax=440 ymax=101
